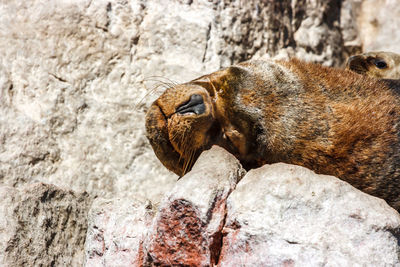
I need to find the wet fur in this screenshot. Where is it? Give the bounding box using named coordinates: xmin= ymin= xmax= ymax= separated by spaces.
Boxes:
xmin=146 ymin=59 xmax=400 ymax=211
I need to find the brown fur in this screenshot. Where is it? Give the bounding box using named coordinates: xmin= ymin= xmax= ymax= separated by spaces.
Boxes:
xmin=145 ymin=59 xmax=400 ymax=211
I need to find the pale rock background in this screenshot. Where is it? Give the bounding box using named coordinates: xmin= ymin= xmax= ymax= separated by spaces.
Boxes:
xmin=0 ymin=183 xmax=90 ymax=266
xmin=358 ymin=0 xmax=400 ymax=53
xmin=0 ymin=0 xmax=400 ymax=266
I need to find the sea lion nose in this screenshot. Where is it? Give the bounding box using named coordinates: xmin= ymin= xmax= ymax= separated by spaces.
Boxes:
xmin=176 ymin=94 xmax=206 ymax=115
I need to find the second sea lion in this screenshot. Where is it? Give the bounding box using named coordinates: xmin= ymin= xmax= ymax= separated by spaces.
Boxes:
xmin=346 ymin=51 xmax=400 ymax=79
xmin=145 ymin=59 xmax=400 ymax=211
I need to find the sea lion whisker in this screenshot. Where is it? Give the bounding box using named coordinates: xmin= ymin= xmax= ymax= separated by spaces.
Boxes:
xmin=142 ymin=77 xmax=179 ymax=92
xmin=182 ymin=130 xmax=195 ymax=174
xmin=172 ymin=131 xmax=188 ymax=164
xmin=143 ymin=75 xmax=180 ymax=86
xmin=180 ymin=142 xmax=188 ymax=174
xmin=134 ymin=83 xmax=173 ymax=110
xmin=170 ymin=133 xmax=182 ymax=149
xmin=183 ymin=148 xmax=195 ymax=176
xmin=150 ymin=81 xmax=175 ymax=90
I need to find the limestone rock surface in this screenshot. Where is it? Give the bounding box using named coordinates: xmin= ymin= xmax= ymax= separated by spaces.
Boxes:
xmin=0 ymin=183 xmax=91 ymax=266
xmin=85 ymin=197 xmax=154 ymax=266
xmin=84 ymin=146 xmax=245 ymax=266
xmin=144 ymin=146 xmax=245 ymax=266
xmin=219 ymin=163 xmax=400 ymax=266
xmin=358 ymin=0 xmax=400 ymax=53
xmin=211 ymin=0 xmax=350 ymax=66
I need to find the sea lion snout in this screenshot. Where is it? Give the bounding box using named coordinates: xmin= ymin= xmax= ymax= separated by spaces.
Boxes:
xmin=347 ymin=54 xmax=388 ymax=71
xmin=145 ymin=83 xmax=219 ymax=175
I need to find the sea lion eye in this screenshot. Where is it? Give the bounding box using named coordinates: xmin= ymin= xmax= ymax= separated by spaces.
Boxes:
xmin=374 ymin=59 xmax=387 ymax=69
xmin=176 ymin=94 xmax=206 ymax=115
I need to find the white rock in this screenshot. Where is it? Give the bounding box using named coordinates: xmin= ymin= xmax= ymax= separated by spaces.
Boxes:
xmin=358 ymin=0 xmax=400 ymax=53
xmin=219 ymin=163 xmax=400 ymax=266
xmin=85 ymin=197 xmax=154 ymax=267
xmin=145 ymin=146 xmax=245 ymax=266
xmin=0 ymin=183 xmax=90 ymax=266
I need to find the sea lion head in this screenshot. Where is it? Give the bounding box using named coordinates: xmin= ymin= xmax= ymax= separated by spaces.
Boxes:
xmin=145 ymin=83 xmax=215 ymax=176
xmin=145 ymin=67 xmax=250 ymax=176
xmin=346 ymin=51 xmax=400 ymax=79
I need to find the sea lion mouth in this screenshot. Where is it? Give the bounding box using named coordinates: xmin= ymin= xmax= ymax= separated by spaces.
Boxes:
xmin=176 ymin=94 xmax=206 ymax=115
xmin=145 ymin=102 xmax=185 ymax=175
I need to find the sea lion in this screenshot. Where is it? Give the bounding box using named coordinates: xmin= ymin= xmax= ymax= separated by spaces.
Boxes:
xmin=145 ymin=59 xmax=400 ymax=211
xmin=346 ymin=51 xmax=400 ymax=95
xmin=346 ymin=51 xmax=400 ymax=79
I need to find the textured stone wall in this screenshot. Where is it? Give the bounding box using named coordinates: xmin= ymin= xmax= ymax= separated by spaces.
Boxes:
xmin=358 ymin=0 xmax=400 ymax=53
xmin=0 ymin=183 xmax=90 ymax=266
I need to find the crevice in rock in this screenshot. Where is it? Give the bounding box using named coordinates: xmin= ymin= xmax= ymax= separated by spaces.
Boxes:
xmin=129 ymin=1 xmax=147 ymax=52
xmin=40 ymin=188 xmax=57 ymax=203
xmin=202 ymin=23 xmax=211 ymax=63
xmin=49 ymin=73 xmax=68 ymax=83
xmin=29 ymin=153 xmax=48 ymax=166
xmin=210 ymin=167 xmax=246 ymax=265
xmin=388 ymin=228 xmax=400 ymax=260
xmin=388 ymin=228 xmax=400 ymax=247
xmin=210 ymin=206 xmax=226 ymax=266
xmin=105 ymin=2 xmax=112 ymax=30
xmin=46 ymin=232 xmax=57 ymax=248
xmin=285 ymin=239 xmax=300 ymax=245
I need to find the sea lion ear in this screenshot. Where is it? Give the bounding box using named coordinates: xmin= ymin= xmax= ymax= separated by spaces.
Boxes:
xmin=190 ymin=66 xmax=245 ymax=96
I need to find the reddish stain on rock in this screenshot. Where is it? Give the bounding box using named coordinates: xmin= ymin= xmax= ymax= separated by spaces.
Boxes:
xmin=146 ymin=199 xmax=209 ymax=266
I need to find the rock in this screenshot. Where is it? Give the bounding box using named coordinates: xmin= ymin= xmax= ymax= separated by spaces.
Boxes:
xmin=219 ymin=163 xmax=400 ymax=266
xmin=358 ymin=0 xmax=400 ymax=54
xmin=290 ymin=0 xmax=346 ymax=66
xmin=83 ymin=155 xmax=400 ymax=266
xmin=213 ymin=1 xmax=348 ymax=66
xmin=85 ymin=197 xmax=154 ymax=266
xmin=340 ymin=0 xmax=363 ymax=54
xmin=144 ymin=146 xmax=246 ymax=266
xmin=0 ymin=183 xmax=91 ymax=266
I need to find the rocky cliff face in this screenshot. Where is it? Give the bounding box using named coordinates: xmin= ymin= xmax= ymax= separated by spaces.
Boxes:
xmin=0 ymin=183 xmax=90 ymax=266
xmin=0 ymin=0 xmax=399 ymax=266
